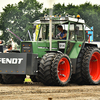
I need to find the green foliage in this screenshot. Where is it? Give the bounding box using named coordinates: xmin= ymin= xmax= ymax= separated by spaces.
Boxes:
xmin=1 ymin=1 xmax=100 ymax=42
xmin=0 ymin=0 xmax=43 ymax=44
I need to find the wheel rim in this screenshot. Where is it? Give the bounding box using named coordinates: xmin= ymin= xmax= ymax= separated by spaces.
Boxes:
xmin=89 ymin=52 xmax=100 ymax=82
xmin=57 ymin=57 xmax=70 ymax=82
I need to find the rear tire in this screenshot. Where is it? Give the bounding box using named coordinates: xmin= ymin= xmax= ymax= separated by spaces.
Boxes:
xmin=70 ymin=47 xmax=88 ymax=84
xmin=37 ymin=53 xmax=72 ymax=86
xmin=82 ymin=47 xmax=100 ymax=84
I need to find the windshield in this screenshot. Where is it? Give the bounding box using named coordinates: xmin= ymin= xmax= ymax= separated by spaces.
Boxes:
xmin=37 ymin=23 xmax=84 ymax=41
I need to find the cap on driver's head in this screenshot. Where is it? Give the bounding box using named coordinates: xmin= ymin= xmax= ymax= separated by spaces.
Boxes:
xmin=57 ymin=25 xmax=62 ymax=28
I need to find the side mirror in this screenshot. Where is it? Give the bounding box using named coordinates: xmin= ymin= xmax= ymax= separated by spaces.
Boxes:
xmin=75 ymin=26 xmax=79 ymax=35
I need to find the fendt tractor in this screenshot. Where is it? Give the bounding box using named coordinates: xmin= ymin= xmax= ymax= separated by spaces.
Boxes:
xmin=0 ymin=14 xmax=100 ymax=86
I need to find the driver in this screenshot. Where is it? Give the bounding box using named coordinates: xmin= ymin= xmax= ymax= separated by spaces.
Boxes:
xmin=57 ymin=25 xmax=67 ymax=40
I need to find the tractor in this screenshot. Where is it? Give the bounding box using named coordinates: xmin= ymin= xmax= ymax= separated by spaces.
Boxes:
xmin=0 ymin=14 xmax=100 ymax=85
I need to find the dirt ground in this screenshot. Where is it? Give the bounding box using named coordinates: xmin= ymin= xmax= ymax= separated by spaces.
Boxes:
xmin=0 ymin=83 xmax=100 ymax=100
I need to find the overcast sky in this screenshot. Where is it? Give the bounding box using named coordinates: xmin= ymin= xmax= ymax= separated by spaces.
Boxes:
xmin=0 ymin=0 xmax=100 ymax=12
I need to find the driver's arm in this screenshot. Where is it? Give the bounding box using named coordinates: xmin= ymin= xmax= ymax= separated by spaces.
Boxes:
xmin=60 ymin=33 xmax=67 ymax=39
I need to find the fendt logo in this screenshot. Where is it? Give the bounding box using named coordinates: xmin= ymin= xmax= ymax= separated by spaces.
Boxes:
xmin=0 ymin=58 xmax=23 ymax=64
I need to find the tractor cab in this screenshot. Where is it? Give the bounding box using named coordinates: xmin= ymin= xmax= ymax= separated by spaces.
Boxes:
xmin=34 ymin=15 xmax=85 ymax=42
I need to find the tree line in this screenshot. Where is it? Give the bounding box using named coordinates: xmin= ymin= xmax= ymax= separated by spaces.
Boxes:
xmin=0 ymin=0 xmax=100 ymax=44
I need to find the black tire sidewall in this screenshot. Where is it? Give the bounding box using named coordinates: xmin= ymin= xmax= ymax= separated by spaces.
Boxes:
xmin=83 ymin=47 xmax=100 ymax=84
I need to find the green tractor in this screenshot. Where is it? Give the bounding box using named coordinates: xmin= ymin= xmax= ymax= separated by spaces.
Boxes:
xmin=0 ymin=14 xmax=100 ymax=85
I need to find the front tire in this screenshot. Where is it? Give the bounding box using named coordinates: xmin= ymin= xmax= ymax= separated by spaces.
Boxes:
xmin=52 ymin=53 xmax=72 ymax=86
xmin=37 ymin=53 xmax=72 ymax=86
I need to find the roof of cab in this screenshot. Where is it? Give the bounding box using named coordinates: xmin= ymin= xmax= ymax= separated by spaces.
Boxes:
xmin=33 ymin=16 xmax=85 ymax=25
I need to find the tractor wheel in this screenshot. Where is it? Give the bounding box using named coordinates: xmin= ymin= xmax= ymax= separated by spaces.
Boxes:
xmin=70 ymin=47 xmax=88 ymax=84
xmin=52 ymin=53 xmax=72 ymax=86
xmin=2 ymin=74 xmax=25 ymax=84
xmin=37 ymin=52 xmax=56 ymax=85
xmin=82 ymin=47 xmax=100 ymax=84
xmin=37 ymin=52 xmax=72 ymax=86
